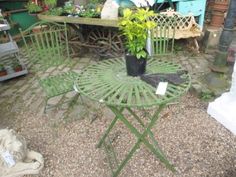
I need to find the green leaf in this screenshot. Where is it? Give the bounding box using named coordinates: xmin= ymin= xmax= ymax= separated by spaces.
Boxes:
xmin=123 ymin=8 xmax=132 ymax=18
xmin=119 ymin=7 xmax=156 ymax=60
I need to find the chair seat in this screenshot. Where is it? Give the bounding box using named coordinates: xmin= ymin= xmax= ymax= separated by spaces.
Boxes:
xmin=20 ymin=21 xmax=78 ymax=112
xmin=39 ymin=71 xmax=79 ymax=99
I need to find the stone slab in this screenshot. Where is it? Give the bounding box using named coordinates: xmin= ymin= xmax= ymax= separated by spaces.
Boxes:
xmin=208 ymin=61 xmax=236 ymax=135
xmin=208 ymin=92 xmax=236 ymax=135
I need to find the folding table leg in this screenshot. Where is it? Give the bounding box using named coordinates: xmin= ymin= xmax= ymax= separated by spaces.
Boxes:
xmin=108 ymin=105 xmax=176 ymax=177
xmin=126 ymin=107 xmax=167 ymax=158
xmin=96 ymin=107 xmax=124 ymax=148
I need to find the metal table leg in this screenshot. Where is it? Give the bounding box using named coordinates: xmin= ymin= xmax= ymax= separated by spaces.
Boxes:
xmin=96 ymin=107 xmax=125 ymax=148
xmin=97 ymin=104 xmax=176 ymax=177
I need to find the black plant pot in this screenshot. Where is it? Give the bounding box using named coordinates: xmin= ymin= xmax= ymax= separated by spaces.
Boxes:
xmin=125 ymin=53 xmax=146 ymax=77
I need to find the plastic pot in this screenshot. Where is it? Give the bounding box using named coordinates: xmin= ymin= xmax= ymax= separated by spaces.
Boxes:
xmin=14 ymin=66 xmax=23 ymax=72
xmin=125 ymin=53 xmax=146 ymax=77
xmin=0 ymin=70 xmax=7 ymax=76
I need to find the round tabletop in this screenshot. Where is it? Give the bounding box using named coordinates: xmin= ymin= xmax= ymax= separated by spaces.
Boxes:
xmin=75 ymin=57 xmax=191 ymax=108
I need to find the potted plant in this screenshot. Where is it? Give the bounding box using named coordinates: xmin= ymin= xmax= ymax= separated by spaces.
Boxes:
xmin=0 ymin=64 xmax=7 ymax=76
xmin=26 ymin=1 xmax=43 ymax=14
xmin=63 ymin=0 xmax=76 ymax=15
xmin=79 ymin=8 xmax=100 ymax=18
xmin=119 ymin=8 xmax=156 ymax=76
xmin=44 ymin=7 xmax=63 ymax=16
xmin=44 ymin=0 xmax=57 ymax=8
xmin=12 ymin=61 xmax=23 ymax=72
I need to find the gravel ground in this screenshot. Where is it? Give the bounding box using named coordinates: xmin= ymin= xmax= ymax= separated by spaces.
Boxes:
xmin=2 ymin=93 xmax=236 ymax=177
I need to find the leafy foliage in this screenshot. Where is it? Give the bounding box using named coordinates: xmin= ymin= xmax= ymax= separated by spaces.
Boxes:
xmin=89 ymin=0 xmax=106 ymax=5
xmin=63 ymin=2 xmax=101 ymax=17
xmin=200 ymin=91 xmax=215 ymax=101
xmin=64 ymin=0 xmax=76 ymax=14
xmin=11 ymin=60 xmax=21 ymax=68
xmin=79 ymin=8 xmax=100 ymax=18
xmin=25 ymin=1 xmax=42 ymax=13
xmin=44 ymin=0 xmax=57 ymax=8
xmin=0 ymin=64 xmax=5 ymax=71
xmin=119 ymin=8 xmax=156 ymax=59
xmin=44 ymin=7 xmax=63 ymax=15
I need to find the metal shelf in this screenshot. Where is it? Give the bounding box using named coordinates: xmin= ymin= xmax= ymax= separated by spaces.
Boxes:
xmin=0 ymin=41 xmax=19 ymax=58
xmin=0 ymin=18 xmax=28 ymax=81
xmin=0 ymin=19 xmax=10 ymax=31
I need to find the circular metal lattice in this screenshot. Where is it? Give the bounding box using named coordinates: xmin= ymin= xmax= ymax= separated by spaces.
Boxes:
xmin=75 ymin=57 xmax=191 ymax=108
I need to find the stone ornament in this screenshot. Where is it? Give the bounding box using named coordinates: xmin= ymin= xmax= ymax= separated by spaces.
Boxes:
xmin=101 ymin=0 xmax=119 ymax=19
xmin=0 ymin=129 xmax=44 ymax=177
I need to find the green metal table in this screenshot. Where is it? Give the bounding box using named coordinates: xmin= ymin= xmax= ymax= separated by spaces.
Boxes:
xmin=75 ymin=57 xmax=191 ymax=176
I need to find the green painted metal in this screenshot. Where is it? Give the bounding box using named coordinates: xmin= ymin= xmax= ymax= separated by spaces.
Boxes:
xmin=39 ymin=70 xmax=79 ymax=112
xmin=103 ymin=137 xmax=119 ymax=175
xmin=75 ymin=57 xmax=191 ymax=108
xmin=126 ymin=107 xmax=167 ymax=158
xmin=0 ymin=2 xmax=38 ymax=36
xmin=97 ymin=107 xmax=125 ymax=149
xmin=74 ymin=57 xmax=191 ymax=176
xmin=39 ymin=71 xmax=79 ymax=98
xmin=109 ymin=105 xmax=176 ymax=176
xmin=20 ymin=21 xmax=79 ymax=112
xmin=150 ymin=15 xmax=176 ymax=55
xmin=10 ymin=12 xmax=38 ymax=35
xmin=20 ymin=21 xmax=70 ymax=70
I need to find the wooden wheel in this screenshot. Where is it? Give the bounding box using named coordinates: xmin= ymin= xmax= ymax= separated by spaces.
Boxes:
xmin=66 ymin=24 xmax=85 ymax=57
xmin=87 ymin=27 xmax=124 ymax=58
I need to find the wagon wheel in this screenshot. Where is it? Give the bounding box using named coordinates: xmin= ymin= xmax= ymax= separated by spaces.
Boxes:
xmin=87 ymin=27 xmax=124 ymax=58
xmin=66 ymin=24 xmax=85 ymax=57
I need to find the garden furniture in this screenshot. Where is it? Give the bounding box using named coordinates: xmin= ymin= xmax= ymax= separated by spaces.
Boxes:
xmin=20 ymin=21 xmax=79 ymax=112
xmin=74 ymin=57 xmax=191 ymax=177
xmin=147 ymin=10 xmax=202 ymax=55
xmin=148 ymin=13 xmax=176 ymax=56
xmin=39 ymin=71 xmax=79 ymax=112
xmin=20 ymin=21 xmax=70 ymax=70
xmin=155 ymin=0 xmax=206 ymax=29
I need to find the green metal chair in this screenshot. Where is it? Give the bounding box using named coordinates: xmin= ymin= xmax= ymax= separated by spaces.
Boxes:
xmin=20 ymin=21 xmax=79 ymax=112
xmin=20 ymin=21 xmax=70 ymax=70
xmin=39 ymin=71 xmax=79 ymax=112
xmin=149 ymin=14 xmax=176 ymax=55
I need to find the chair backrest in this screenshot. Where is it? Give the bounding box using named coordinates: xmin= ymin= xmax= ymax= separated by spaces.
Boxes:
xmin=149 ymin=10 xmax=202 ymax=56
xmin=159 ymin=10 xmax=201 ymax=39
xmin=149 ymin=14 xmax=176 ymax=56
xmin=20 ymin=21 xmax=70 ymax=69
